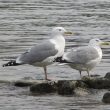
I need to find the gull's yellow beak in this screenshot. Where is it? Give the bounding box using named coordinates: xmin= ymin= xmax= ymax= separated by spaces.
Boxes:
xmin=64 ymin=31 xmax=73 ymax=35
xmin=100 ymin=42 xmax=110 ymax=45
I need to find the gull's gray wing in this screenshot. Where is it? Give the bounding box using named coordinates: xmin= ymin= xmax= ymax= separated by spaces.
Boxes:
xmin=16 ymin=40 xmax=58 ymax=64
xmin=65 ymin=46 xmax=99 ymax=64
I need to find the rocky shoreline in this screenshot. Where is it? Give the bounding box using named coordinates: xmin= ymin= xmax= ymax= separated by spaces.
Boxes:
xmin=0 ymin=72 xmax=110 ymax=103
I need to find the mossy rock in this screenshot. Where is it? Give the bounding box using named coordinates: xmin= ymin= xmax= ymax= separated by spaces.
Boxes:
xmin=74 ymin=87 xmax=90 ymax=96
xmin=30 ymin=82 xmax=56 ymax=94
xmin=104 ymin=72 xmax=110 ymax=79
xmin=14 ymin=81 xmax=33 ymax=87
xmin=82 ymin=76 xmax=110 ymax=89
xmin=102 ymin=92 xmax=110 ymax=103
xmin=75 ymin=80 xmax=88 ymax=88
xmin=57 ymin=80 xmax=75 ymax=95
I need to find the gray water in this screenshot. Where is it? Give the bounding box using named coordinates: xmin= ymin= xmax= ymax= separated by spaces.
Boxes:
xmin=0 ymin=0 xmax=110 ymax=109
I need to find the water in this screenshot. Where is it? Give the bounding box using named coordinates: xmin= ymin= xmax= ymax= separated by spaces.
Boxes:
xmin=0 ymin=0 xmax=110 ymax=109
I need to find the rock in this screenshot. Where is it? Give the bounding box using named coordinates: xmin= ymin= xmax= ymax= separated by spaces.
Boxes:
xmin=75 ymin=80 xmax=88 ymax=88
xmin=82 ymin=76 xmax=110 ymax=89
xmin=57 ymin=80 xmax=75 ymax=95
xmin=102 ymin=92 xmax=110 ymax=103
xmin=90 ymin=74 xmax=100 ymax=77
xmin=30 ymin=82 xmax=56 ymax=94
xmin=14 ymin=81 xmax=33 ymax=87
xmin=14 ymin=80 xmax=40 ymax=87
xmin=57 ymin=80 xmax=88 ymax=95
xmin=74 ymin=87 xmax=90 ymax=96
xmin=104 ymin=72 xmax=110 ymax=79
xmin=14 ymin=80 xmax=46 ymax=87
xmin=1 ymin=73 xmax=110 ymax=95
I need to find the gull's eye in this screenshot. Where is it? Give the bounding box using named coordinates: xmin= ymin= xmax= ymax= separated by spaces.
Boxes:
xmin=59 ymin=29 xmax=62 ymax=31
xmin=96 ymin=39 xmax=99 ymax=42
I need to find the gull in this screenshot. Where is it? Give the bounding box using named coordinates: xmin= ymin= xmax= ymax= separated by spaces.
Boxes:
xmin=3 ymin=27 xmax=72 ymax=80
xmin=55 ymin=38 xmax=109 ymax=77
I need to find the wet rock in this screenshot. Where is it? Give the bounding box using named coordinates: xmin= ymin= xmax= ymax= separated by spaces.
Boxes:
xmin=74 ymin=87 xmax=90 ymax=96
xmin=90 ymin=74 xmax=100 ymax=77
xmin=57 ymin=80 xmax=90 ymax=95
xmin=82 ymin=76 xmax=110 ymax=89
xmin=102 ymin=92 xmax=110 ymax=103
xmin=75 ymin=80 xmax=88 ymax=88
xmin=14 ymin=80 xmax=41 ymax=87
xmin=14 ymin=81 xmax=33 ymax=87
xmin=14 ymin=80 xmax=45 ymax=87
xmin=2 ymin=73 xmax=110 ymax=95
xmin=30 ymin=82 xmax=56 ymax=94
xmin=104 ymin=72 xmax=110 ymax=79
xmin=57 ymin=80 xmax=75 ymax=95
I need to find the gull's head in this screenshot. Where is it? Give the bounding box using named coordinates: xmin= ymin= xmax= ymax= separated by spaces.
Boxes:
xmin=89 ymin=38 xmax=110 ymax=47
xmin=52 ymin=27 xmax=72 ymax=36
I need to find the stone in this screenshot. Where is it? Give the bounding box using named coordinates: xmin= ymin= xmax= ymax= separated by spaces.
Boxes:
xmin=14 ymin=79 xmax=44 ymax=87
xmin=90 ymin=74 xmax=100 ymax=77
xmin=102 ymin=92 xmax=110 ymax=103
xmin=74 ymin=87 xmax=90 ymax=96
xmin=14 ymin=81 xmax=33 ymax=87
xmin=30 ymin=82 xmax=56 ymax=94
xmin=57 ymin=80 xmax=75 ymax=95
xmin=104 ymin=72 xmax=110 ymax=79
xmin=75 ymin=80 xmax=88 ymax=88
xmin=82 ymin=76 xmax=110 ymax=89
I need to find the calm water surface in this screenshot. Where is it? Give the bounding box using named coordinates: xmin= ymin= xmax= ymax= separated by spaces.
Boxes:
xmin=0 ymin=0 xmax=110 ymax=109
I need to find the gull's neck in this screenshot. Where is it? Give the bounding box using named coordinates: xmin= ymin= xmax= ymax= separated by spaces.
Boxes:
xmin=52 ymin=35 xmax=65 ymax=48
xmin=52 ymin=34 xmax=64 ymax=40
xmin=50 ymin=34 xmax=65 ymax=57
xmin=89 ymin=43 xmax=102 ymax=59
